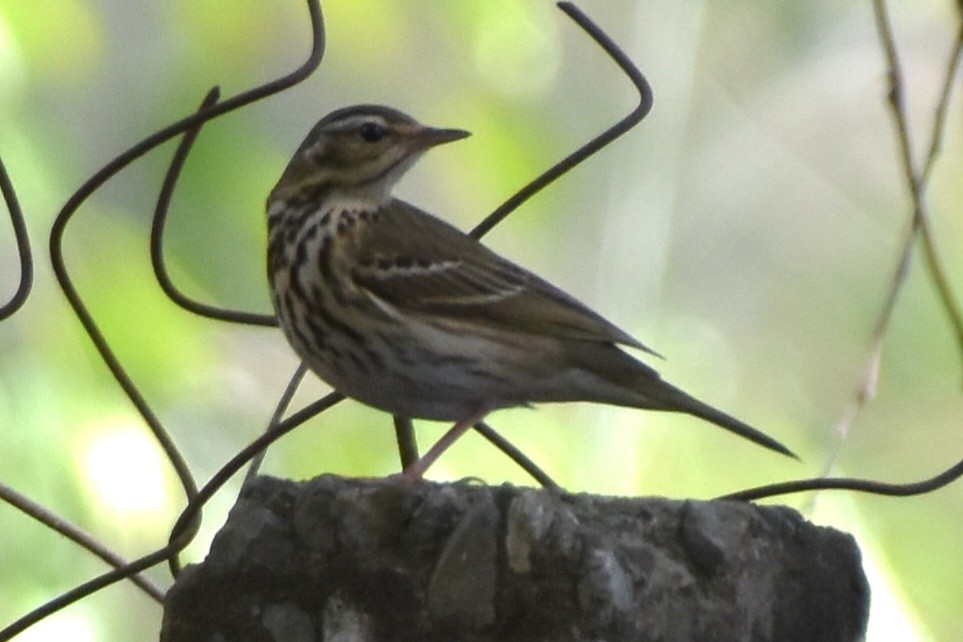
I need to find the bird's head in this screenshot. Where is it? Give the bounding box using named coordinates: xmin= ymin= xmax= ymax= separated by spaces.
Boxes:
xmin=269 ymin=105 xmax=470 ymax=208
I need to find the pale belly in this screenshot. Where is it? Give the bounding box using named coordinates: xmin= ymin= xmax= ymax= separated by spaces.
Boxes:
xmin=273 ymin=282 xmax=596 ymax=421
xmin=291 ymin=315 xmax=531 ymax=421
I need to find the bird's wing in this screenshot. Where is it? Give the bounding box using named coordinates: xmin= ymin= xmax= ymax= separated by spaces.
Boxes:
xmin=351 ymin=200 xmax=660 ymax=355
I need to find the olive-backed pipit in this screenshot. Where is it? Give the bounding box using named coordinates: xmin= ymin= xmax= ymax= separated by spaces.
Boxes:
xmin=267 ymin=105 xmax=794 ymax=477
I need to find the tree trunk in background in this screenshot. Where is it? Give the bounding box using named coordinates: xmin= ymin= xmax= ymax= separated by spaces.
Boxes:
xmin=161 ymin=475 xmax=869 ymax=642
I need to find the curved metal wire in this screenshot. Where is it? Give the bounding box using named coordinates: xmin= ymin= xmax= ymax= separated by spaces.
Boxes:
xmin=0 ymin=482 xmax=164 ymax=603
xmin=0 ymin=2 xmax=326 ymax=638
xmin=0 ymin=546 xmax=176 ymax=642
xmin=0 ymin=154 xmax=32 ymax=320
xmin=245 ymin=362 xmax=310 ymax=480
xmin=9 ymin=5 xmax=962 ymax=637
xmin=47 ymin=0 xmax=323 ymax=508
xmin=0 ymin=391 xmax=343 ymax=642
xmin=473 ymin=422 xmax=559 ymax=489
xmin=720 ymin=457 xmax=963 ymax=502
xmin=152 ymin=88 xmax=278 ymax=327
xmin=167 ymin=392 xmax=343 ymax=546
xmin=469 ymin=1 xmax=653 ymax=239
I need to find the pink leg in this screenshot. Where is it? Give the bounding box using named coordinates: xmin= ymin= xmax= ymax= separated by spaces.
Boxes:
xmin=402 ymin=409 xmax=488 ymax=479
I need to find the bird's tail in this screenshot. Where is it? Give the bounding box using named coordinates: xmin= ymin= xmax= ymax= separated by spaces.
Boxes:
xmin=567 ymin=342 xmax=797 ymax=459
xmin=640 ymin=378 xmax=798 ymax=460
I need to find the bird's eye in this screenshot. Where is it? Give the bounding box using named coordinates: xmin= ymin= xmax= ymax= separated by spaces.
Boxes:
xmin=358 ymin=122 xmax=386 ymax=143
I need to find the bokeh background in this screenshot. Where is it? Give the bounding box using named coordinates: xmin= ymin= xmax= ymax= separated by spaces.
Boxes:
xmin=1 ymin=1 xmax=961 ymax=640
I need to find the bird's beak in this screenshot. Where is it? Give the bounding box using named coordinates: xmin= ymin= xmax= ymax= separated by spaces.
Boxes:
xmin=413 ymin=126 xmax=472 ymax=149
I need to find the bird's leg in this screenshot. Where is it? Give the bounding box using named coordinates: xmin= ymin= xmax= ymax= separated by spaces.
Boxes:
xmin=402 ymin=408 xmax=489 ymax=479
xmin=393 ymin=416 xmax=419 ymax=469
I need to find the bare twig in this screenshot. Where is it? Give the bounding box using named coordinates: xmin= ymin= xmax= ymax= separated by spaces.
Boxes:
xmin=816 ymin=1 xmax=963 ymax=483
xmin=872 ymin=0 xmax=963 ymax=370
xmin=919 ymin=23 xmax=963 ymax=188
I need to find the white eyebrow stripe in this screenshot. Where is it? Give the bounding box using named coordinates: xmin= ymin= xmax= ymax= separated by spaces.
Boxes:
xmin=329 ymin=115 xmax=389 ymax=131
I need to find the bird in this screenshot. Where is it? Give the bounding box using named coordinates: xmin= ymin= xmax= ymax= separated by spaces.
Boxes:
xmin=266 ymin=104 xmax=795 ymax=478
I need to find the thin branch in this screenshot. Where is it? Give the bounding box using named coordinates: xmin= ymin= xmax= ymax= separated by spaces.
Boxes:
xmin=817 ymin=1 xmax=963 ymax=484
xmin=872 ymin=0 xmax=963 ymax=369
xmin=0 ymin=482 xmax=164 ymax=603
xmin=0 ymin=153 xmax=32 ymax=320
xmin=919 ymin=22 xmax=963 ymax=188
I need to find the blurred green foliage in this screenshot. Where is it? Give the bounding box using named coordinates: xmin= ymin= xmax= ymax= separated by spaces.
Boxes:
xmin=0 ymin=1 xmax=960 ymax=640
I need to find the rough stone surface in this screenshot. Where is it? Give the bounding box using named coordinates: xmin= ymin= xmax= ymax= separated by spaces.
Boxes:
xmin=161 ymin=475 xmax=869 ymax=642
